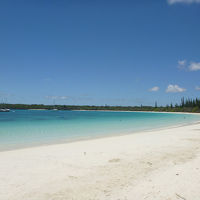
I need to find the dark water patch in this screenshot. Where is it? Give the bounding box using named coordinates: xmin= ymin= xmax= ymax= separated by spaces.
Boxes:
xmin=0 ymin=118 xmax=16 ymax=122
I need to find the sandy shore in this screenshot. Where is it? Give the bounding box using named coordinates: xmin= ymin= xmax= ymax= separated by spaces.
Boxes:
xmin=1 ymin=123 xmax=200 ymax=200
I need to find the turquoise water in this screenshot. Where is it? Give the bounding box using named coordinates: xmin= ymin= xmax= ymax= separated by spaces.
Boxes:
xmin=0 ymin=110 xmax=200 ymax=151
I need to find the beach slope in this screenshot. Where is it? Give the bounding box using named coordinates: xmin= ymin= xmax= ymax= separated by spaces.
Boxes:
xmin=0 ymin=123 xmax=200 ymax=200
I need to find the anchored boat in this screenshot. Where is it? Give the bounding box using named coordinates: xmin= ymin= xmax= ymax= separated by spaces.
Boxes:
xmin=0 ymin=108 xmax=10 ymax=112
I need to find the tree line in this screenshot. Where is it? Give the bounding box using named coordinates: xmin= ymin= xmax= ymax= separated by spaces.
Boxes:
xmin=0 ymin=97 xmax=200 ymax=113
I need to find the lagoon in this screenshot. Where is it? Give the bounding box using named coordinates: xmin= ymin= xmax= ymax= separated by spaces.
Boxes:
xmin=0 ymin=110 xmax=200 ymax=151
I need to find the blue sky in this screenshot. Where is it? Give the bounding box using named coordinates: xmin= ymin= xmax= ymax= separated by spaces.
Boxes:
xmin=0 ymin=0 xmax=200 ymax=106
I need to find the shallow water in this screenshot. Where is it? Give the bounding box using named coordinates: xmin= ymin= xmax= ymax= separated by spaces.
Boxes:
xmin=0 ymin=110 xmax=200 ymax=151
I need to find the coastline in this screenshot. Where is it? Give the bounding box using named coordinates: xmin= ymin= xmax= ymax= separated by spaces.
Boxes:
xmin=9 ymin=108 xmax=200 ymax=115
xmin=1 ymin=122 xmax=200 ymax=199
xmin=73 ymin=109 xmax=200 ymax=115
xmin=1 ymin=112 xmax=200 ymax=152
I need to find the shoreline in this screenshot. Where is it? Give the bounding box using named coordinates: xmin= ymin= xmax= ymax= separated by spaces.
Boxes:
xmin=1 ymin=116 xmax=200 ymax=153
xmin=7 ymin=108 xmax=200 ymax=115
xmin=72 ymin=109 xmax=200 ymax=116
xmin=71 ymin=109 xmax=200 ymax=114
xmin=1 ymin=122 xmax=200 ymax=199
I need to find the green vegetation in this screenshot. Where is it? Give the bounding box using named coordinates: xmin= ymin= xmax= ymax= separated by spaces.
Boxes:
xmin=0 ymin=97 xmax=200 ymax=113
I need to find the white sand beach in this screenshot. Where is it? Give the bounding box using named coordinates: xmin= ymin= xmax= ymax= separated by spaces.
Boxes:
xmin=1 ymin=122 xmax=200 ymax=200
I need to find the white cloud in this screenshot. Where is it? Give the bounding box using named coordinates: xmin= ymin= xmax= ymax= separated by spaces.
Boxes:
xmin=178 ymin=60 xmax=187 ymax=70
xmin=46 ymin=96 xmax=68 ymax=100
xmin=188 ymin=62 xmax=200 ymax=71
xmin=60 ymin=96 xmax=68 ymax=100
xmin=195 ymin=86 xmax=200 ymax=90
xmin=176 ymin=60 xmax=200 ymax=71
xmin=168 ymin=0 xmax=200 ymax=4
xmin=149 ymin=86 xmax=159 ymax=92
xmin=166 ymin=84 xmax=186 ymax=93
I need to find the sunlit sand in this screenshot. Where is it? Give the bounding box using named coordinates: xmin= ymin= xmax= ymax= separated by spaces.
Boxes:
xmin=1 ymin=121 xmax=200 ymax=200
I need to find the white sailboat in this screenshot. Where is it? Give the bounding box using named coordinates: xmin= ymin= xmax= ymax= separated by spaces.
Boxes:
xmin=0 ymin=98 xmax=10 ymax=112
xmin=0 ymin=108 xmax=10 ymax=112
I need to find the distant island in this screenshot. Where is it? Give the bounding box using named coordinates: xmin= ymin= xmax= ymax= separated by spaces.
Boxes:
xmin=1 ymin=97 xmax=200 ymax=113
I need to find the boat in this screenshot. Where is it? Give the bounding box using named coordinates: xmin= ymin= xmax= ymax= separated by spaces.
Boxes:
xmin=0 ymin=108 xmax=10 ymax=112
